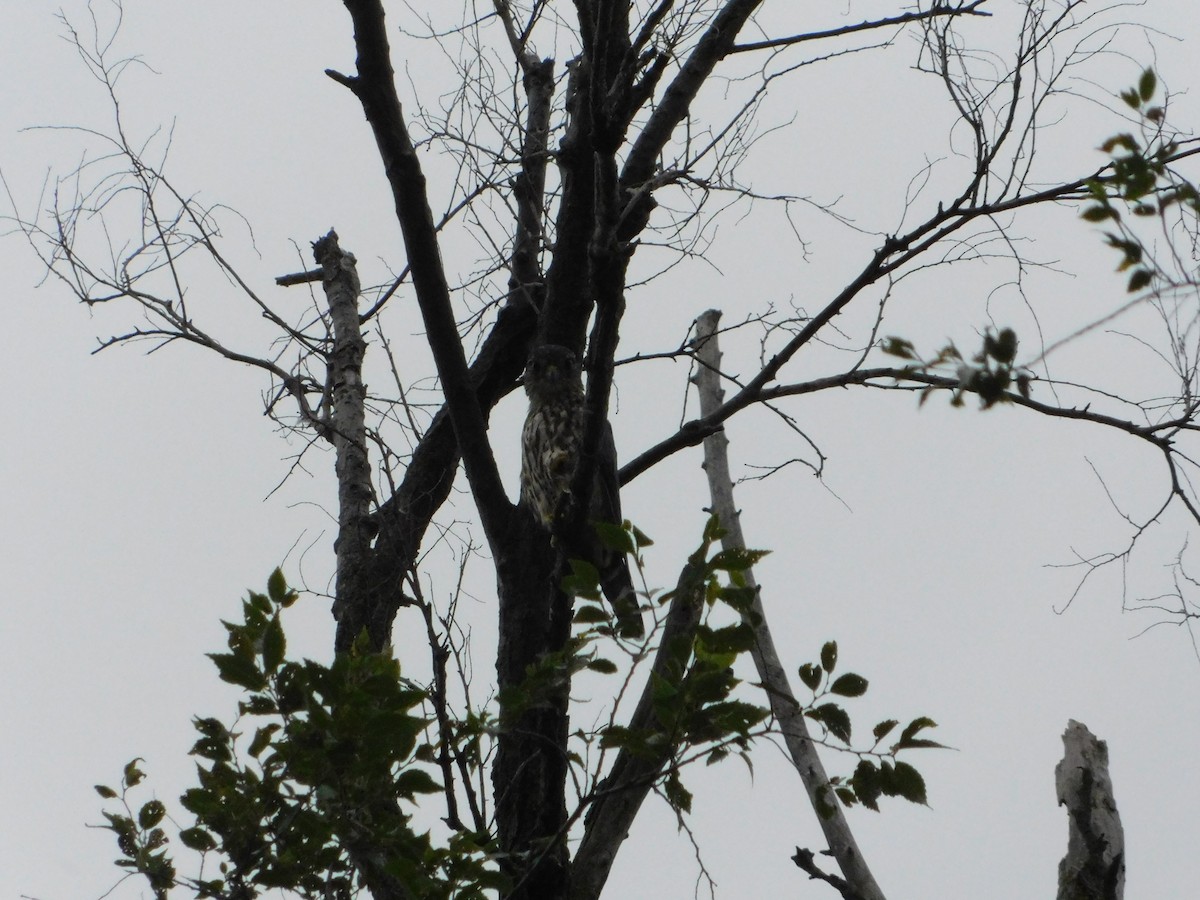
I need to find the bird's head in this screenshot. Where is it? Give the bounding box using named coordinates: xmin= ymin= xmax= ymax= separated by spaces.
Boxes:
xmin=524 ymin=344 xmax=582 ymax=400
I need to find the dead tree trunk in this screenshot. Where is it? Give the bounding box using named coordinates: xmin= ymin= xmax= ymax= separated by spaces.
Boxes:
xmin=1056 ymin=720 xmax=1125 ymax=900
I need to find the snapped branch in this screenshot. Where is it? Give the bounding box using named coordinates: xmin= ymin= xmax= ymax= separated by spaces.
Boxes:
xmin=334 ymin=0 xmax=511 ymax=542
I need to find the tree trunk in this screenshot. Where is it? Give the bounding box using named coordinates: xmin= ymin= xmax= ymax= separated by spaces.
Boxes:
xmin=492 ymin=513 xmax=573 ymax=900
xmin=1056 ymin=720 xmax=1125 ymax=900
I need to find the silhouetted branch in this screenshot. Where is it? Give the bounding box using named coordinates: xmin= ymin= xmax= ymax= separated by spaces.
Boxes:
xmin=333 ymin=0 xmax=511 ymax=543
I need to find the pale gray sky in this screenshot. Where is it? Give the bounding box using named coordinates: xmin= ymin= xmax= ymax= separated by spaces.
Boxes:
xmin=4 ymin=2 xmax=1200 ymax=898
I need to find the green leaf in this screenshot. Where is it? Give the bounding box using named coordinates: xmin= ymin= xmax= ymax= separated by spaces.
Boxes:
xmin=247 ymin=591 xmax=272 ymax=616
xmin=189 ymin=719 xmax=234 ymax=762
xmin=715 ymin=584 xmax=758 ymax=616
xmin=247 ymin=724 xmax=280 ymax=758
xmin=1100 ymin=133 xmax=1139 ymax=154
xmin=179 ymin=788 xmax=219 ymax=817
xmin=698 ymin=622 xmax=755 ymax=655
xmin=892 ymin=762 xmax=929 ymax=804
xmin=1127 ymin=268 xmax=1153 ymax=293
xmin=208 ymin=651 xmax=268 ymax=691
xmin=562 ymin=558 xmax=601 ymax=599
xmin=240 ymin=695 xmax=277 ymax=716
xmin=262 ymin=615 xmax=286 ymax=672
xmin=829 ymin=673 xmax=868 ymax=697
xmin=702 ymin=514 xmax=725 ymax=544
xmin=851 ymin=760 xmax=881 ymax=812
xmin=267 ymin=568 xmax=289 ymax=604
xmin=191 ymin=717 xmax=227 ymax=739
xmin=1080 ymin=205 xmax=1112 ymax=222
xmin=808 ymin=703 xmax=851 ymax=744
xmin=873 ymin=719 xmax=899 ymax=742
xmin=189 ymin=736 xmax=232 ymax=763
xmin=95 ymin=784 xmax=118 ymax=799
xmin=179 ymin=827 xmax=217 ymax=852
xmin=896 ymin=716 xmax=938 ymax=749
xmin=138 ymin=800 xmax=166 ymax=829
xmin=663 ymin=772 xmax=693 ymax=814
xmin=798 ymin=663 xmax=822 ymax=691
xmin=706 ymin=747 xmax=729 ymax=766
xmin=597 ymin=725 xmax=634 ymax=749
xmin=1138 ymin=68 xmax=1157 ymax=103
xmin=631 ymin=524 xmax=654 ymax=548
xmin=573 ymin=605 xmax=610 ymax=624
xmin=123 ymin=759 xmax=145 ymax=788
xmin=709 ymin=548 xmax=770 ymax=572
xmin=834 ymin=786 xmax=857 ymax=808
xmin=820 ymin=641 xmax=838 ymax=673
xmin=394 ymin=769 xmax=441 ymax=797
xmin=985 ymin=328 xmax=1017 ymax=365
xmin=594 ymin=520 xmax=636 ymax=555
xmin=881 ymin=336 xmax=917 ymax=359
xmin=586 ymin=657 xmax=618 ymax=675
xmin=896 ymin=738 xmax=948 ymax=751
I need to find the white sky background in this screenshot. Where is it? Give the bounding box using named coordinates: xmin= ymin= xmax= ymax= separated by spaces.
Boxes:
xmin=4 ymin=1 xmax=1200 ymax=898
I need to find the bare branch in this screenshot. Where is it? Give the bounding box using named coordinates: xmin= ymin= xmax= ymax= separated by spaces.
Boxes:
xmin=729 ymin=2 xmax=992 ymax=55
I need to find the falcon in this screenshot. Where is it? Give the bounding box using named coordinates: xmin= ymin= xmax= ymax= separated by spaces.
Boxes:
xmin=520 ymin=344 xmax=644 ymax=637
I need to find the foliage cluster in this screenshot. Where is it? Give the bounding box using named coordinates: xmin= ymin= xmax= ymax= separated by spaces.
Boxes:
xmin=95 ymin=521 xmax=937 ymax=898
xmin=1082 ymin=69 xmax=1200 ymax=294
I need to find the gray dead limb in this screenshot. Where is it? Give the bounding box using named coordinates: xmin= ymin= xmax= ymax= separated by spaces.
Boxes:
xmin=1056 ymin=720 xmax=1125 ymax=900
xmin=691 ymin=309 xmax=885 ymax=900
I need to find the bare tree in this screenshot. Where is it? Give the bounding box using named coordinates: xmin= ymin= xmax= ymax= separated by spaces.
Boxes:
xmin=9 ymin=1 xmax=1200 ymax=898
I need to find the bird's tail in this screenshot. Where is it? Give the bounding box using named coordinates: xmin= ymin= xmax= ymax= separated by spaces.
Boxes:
xmin=591 ymin=422 xmax=644 ymax=637
xmin=597 ymin=536 xmax=644 ymax=638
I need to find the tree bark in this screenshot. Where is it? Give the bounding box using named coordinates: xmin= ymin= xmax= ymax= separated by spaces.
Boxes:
xmin=1056 ymin=720 xmax=1125 ymax=900
xmin=492 ymin=509 xmax=573 ymax=900
xmin=311 ymin=231 xmax=380 ymax=651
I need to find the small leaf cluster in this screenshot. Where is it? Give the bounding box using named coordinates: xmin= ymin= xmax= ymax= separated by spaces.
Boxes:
xmin=581 ymin=517 xmax=771 ymax=814
xmin=836 ymin=756 xmax=928 ymax=814
xmin=95 ymin=570 xmax=504 ymax=899
xmin=94 ymin=760 xmax=174 ymax=899
xmin=565 ymin=518 xmax=654 ymax=638
xmin=657 ymin=522 xmax=773 ymax=811
xmin=1082 ymin=68 xmax=1198 ymax=293
xmin=883 ymin=327 xmax=1031 ymax=409
xmin=798 ymin=641 xmax=867 ymax=746
xmin=506 ymin=522 xmax=658 ymax=724
xmin=798 ymin=641 xmax=943 ymax=814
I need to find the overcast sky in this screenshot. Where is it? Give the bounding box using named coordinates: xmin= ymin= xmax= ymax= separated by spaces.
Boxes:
xmin=5 ymin=2 xmax=1200 ymax=899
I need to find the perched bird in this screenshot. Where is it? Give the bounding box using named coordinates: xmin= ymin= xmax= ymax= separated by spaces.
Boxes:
xmin=520 ymin=344 xmax=644 ymax=637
